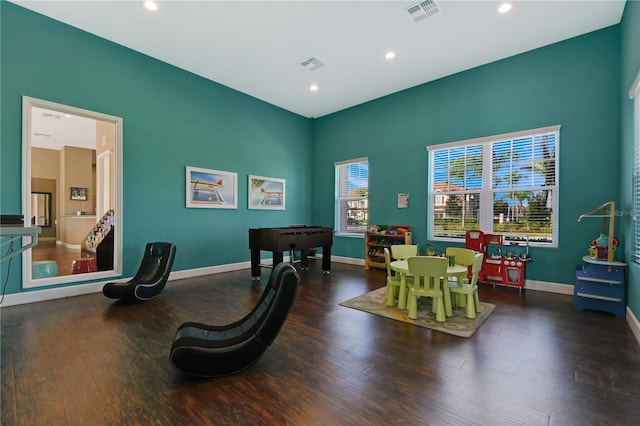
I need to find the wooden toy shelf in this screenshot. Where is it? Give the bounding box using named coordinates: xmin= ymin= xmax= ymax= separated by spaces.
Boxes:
xmin=364 ymin=225 xmax=412 ymax=270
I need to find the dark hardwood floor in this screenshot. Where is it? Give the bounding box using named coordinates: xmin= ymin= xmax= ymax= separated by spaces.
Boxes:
xmin=2 ymin=262 xmax=639 ymax=425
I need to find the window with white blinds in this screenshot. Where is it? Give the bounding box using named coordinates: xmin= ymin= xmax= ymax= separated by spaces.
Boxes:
xmin=428 ymin=126 xmax=560 ymax=246
xmin=335 ymin=158 xmax=368 ymax=235
xmin=631 ymin=72 xmax=640 ymax=263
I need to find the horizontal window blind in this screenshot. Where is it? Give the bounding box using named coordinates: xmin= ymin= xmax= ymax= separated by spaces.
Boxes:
xmin=633 ymin=82 xmax=640 ymax=263
xmin=335 ymin=159 xmax=368 ymax=234
xmin=428 ymin=126 xmax=559 ymax=245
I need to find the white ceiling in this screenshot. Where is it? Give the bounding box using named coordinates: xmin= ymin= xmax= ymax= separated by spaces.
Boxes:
xmin=31 ymin=106 xmax=97 ymax=150
xmin=12 ymin=0 xmax=626 ymax=118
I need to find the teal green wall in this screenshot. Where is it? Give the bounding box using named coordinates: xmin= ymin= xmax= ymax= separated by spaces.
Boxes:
xmin=0 ymin=3 xmax=313 ymax=295
xmin=1 ymin=2 xmax=635 ymax=309
xmin=620 ymin=0 xmax=640 ymax=319
xmin=312 ymin=26 xmax=622 ymax=287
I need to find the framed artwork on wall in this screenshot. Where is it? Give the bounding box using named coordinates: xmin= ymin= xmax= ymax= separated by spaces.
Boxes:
xmin=186 ymin=166 xmax=238 ymax=209
xmin=248 ymin=175 xmax=285 ymax=210
xmin=70 ymin=187 xmax=87 ymax=201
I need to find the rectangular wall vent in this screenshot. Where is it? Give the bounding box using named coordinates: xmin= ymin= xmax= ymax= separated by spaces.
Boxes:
xmin=300 ymin=57 xmax=325 ymax=71
xmin=42 ymin=112 xmax=62 ymax=120
xmin=405 ymin=0 xmax=440 ymax=23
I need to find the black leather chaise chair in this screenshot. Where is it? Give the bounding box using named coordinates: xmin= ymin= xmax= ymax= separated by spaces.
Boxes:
xmin=102 ymin=242 xmax=176 ymax=302
xmin=169 ymin=262 xmax=300 ymax=378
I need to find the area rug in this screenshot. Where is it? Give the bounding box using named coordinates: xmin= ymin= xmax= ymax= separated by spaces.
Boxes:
xmin=339 ymin=287 xmax=495 ymax=338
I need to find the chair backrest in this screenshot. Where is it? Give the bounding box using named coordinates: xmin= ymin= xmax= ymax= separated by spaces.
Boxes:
xmin=391 ymin=244 xmax=418 ymax=260
xmin=445 ymin=247 xmax=475 ymax=266
xmin=469 ymin=252 xmax=484 ymax=286
xmin=255 ymin=262 xmax=300 ymax=346
xmin=383 ymin=247 xmax=394 ymax=279
xmin=407 ymin=256 xmax=448 ymax=291
xmin=169 ymin=262 xmax=299 ymax=377
xmin=173 ymin=263 xmax=299 ymax=346
xmin=133 ymin=242 xmax=176 ymax=283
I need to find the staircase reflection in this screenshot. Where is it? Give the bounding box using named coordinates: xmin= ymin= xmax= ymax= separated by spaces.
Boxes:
xmin=82 ymin=209 xmax=114 ymax=271
xmin=31 ymin=210 xmax=115 ymax=278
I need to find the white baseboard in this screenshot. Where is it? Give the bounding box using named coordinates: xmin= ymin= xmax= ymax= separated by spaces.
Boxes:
xmin=524 ymin=279 xmax=574 ymax=295
xmin=56 ymin=240 xmax=81 ymax=249
xmin=2 ymin=255 xmax=639 ymax=348
xmin=168 ymin=260 xmax=253 ymax=281
xmin=0 ymin=257 xmax=285 ymax=307
xmin=0 ymin=257 xmax=575 ymax=307
xmin=331 ymin=255 xmax=366 ymax=266
xmin=627 ymin=307 xmax=640 ymax=348
xmin=0 ymin=281 xmax=106 ymax=307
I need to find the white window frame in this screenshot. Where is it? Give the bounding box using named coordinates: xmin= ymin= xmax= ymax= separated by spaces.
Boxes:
xmin=427 ymin=125 xmax=560 ymax=247
xmin=335 ymin=157 xmax=368 ymax=237
xmin=630 ymin=69 xmax=640 ymax=263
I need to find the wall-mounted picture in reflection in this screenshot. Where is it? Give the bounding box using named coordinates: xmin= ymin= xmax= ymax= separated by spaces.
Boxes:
xmin=186 ymin=166 xmax=237 ymax=209
xmin=70 ymin=187 xmax=87 ymax=201
xmin=248 ymin=175 xmax=285 ymax=210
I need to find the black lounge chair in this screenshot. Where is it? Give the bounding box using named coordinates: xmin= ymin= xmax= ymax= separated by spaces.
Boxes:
xmin=169 ymin=262 xmax=300 ymax=378
xmin=102 ymin=242 xmax=176 ymax=301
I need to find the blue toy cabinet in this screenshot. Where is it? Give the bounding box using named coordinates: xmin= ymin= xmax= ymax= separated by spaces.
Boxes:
xmin=574 ymin=256 xmax=626 ymax=317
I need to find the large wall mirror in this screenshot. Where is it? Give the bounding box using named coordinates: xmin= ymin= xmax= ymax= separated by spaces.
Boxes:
xmin=22 ymin=96 xmax=123 ymax=288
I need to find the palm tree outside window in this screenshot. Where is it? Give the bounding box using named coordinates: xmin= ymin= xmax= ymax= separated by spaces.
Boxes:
xmin=428 ymin=126 xmax=560 ymax=246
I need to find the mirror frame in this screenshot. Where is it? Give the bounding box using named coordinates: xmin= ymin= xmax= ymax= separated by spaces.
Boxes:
xmin=31 ymin=191 xmax=52 ymax=227
xmin=22 ymin=96 xmax=123 ymax=288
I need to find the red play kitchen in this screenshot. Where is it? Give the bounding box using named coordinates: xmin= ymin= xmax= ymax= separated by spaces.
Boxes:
xmin=465 ymin=230 xmax=531 ymax=290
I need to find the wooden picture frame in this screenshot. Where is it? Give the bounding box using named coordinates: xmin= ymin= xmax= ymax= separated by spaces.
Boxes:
xmin=70 ymin=187 xmax=87 ymax=201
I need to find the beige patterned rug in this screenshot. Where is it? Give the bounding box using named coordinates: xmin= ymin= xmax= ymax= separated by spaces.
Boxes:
xmin=340 ymin=287 xmax=495 ymax=338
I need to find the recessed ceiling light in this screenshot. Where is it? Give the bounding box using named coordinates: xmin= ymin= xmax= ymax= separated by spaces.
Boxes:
xmin=498 ymin=3 xmax=512 ymax=14
xmin=144 ymin=1 xmax=158 ymax=12
xmin=309 ymin=84 xmax=319 ymax=92
xmin=385 ymin=51 xmax=396 ymax=60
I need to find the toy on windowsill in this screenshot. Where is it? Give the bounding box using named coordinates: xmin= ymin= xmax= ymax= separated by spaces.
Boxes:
xmin=589 ymin=233 xmax=619 ymax=260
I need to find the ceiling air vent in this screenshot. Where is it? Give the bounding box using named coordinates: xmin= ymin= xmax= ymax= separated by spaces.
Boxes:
xmin=300 ymin=57 xmax=324 ymax=71
xmin=405 ymin=0 xmax=440 ymax=23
